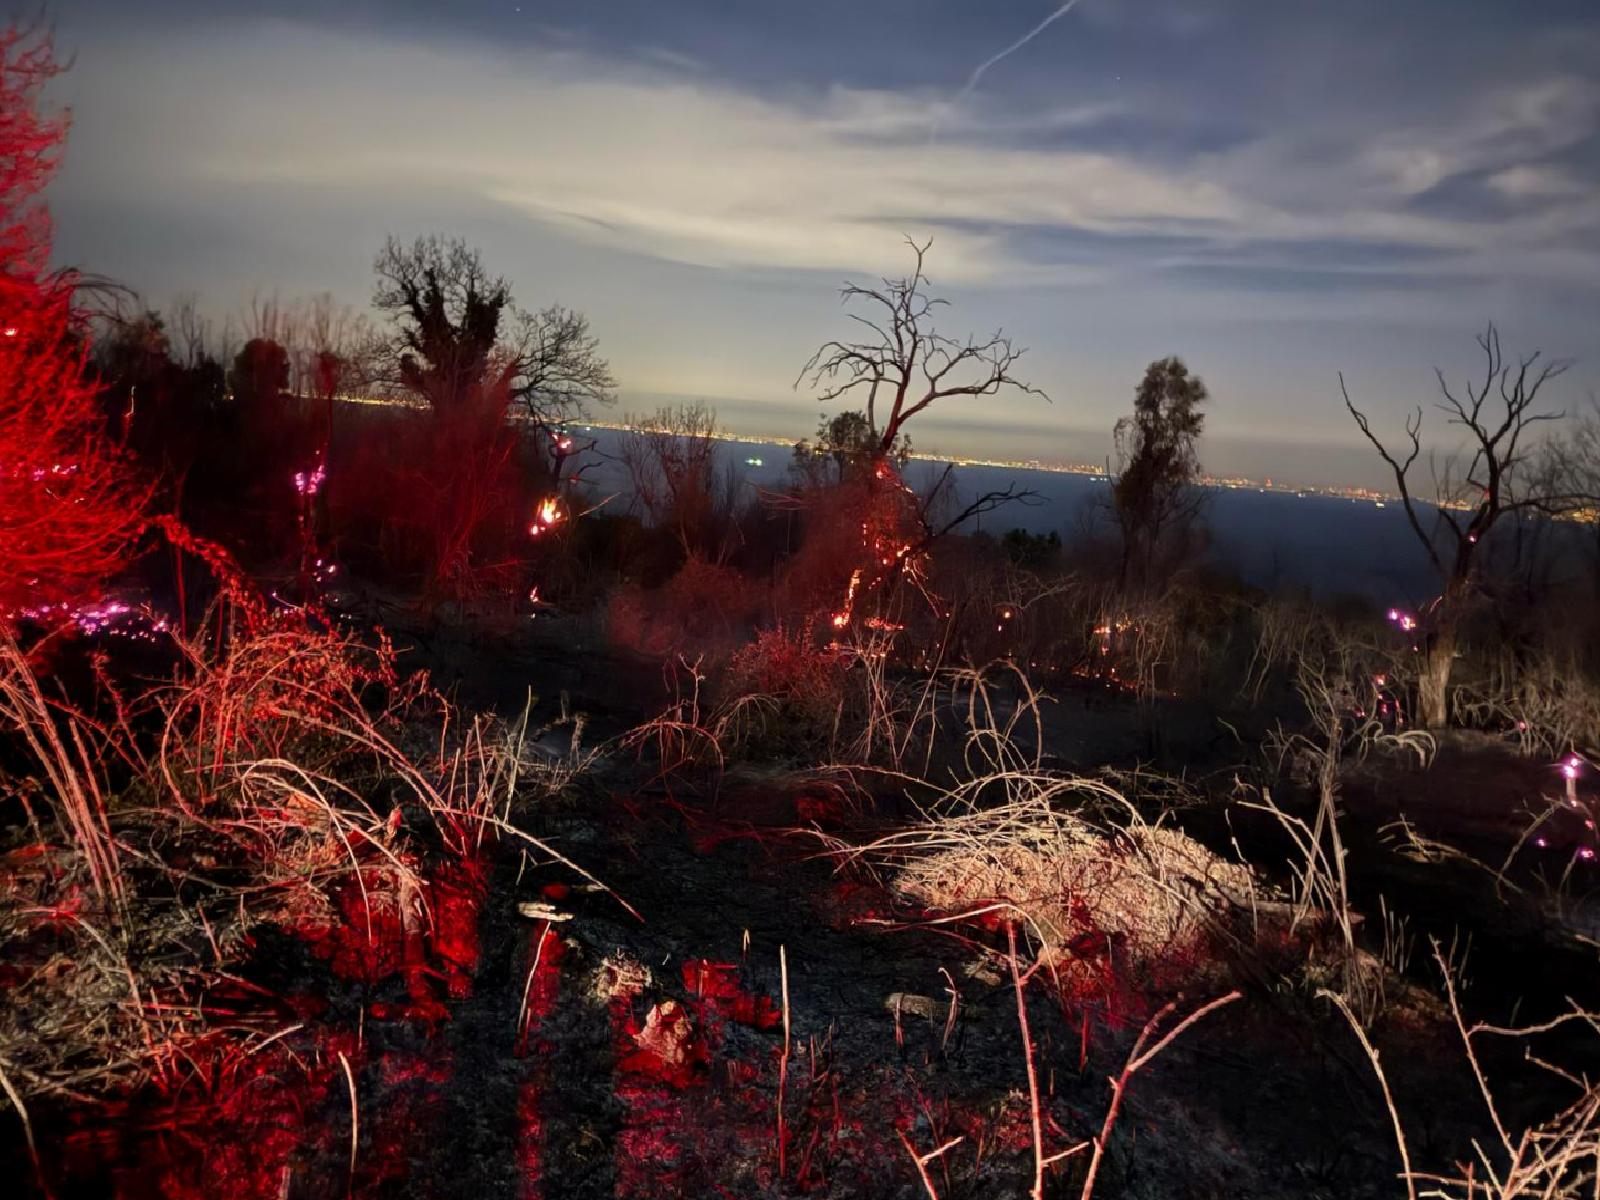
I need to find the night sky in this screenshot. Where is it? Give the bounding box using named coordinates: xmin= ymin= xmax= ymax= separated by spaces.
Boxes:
xmin=48 ymin=0 xmax=1600 ymax=488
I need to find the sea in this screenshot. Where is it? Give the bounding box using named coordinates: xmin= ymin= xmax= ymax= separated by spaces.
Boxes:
xmin=565 ymin=426 xmax=1484 ymax=606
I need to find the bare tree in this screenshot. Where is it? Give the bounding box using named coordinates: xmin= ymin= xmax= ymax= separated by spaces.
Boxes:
xmin=620 ymin=403 xmax=741 ymax=561
xmin=374 ymin=237 xmax=614 ymax=490
xmin=291 ymin=294 xmax=379 ymax=428
xmin=1342 ymin=324 xmax=1579 ymax=728
xmin=504 ymin=304 xmax=615 ymax=421
xmin=167 ymin=293 xmax=212 ymax=369
xmin=500 ymin=303 xmax=615 ymax=486
xmin=294 ymin=294 xmax=378 ymax=395
xmin=242 ymin=291 xmax=299 ymax=350
xmin=796 ymin=238 xmax=1045 ymax=458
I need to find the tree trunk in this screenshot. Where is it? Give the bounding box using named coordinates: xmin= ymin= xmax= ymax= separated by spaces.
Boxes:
xmin=1417 ymin=620 xmax=1457 ymax=729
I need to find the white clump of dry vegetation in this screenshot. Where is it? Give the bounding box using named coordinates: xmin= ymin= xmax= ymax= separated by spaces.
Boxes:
xmin=887 ymin=802 xmax=1252 ymax=976
xmin=824 ymin=662 xmax=1258 ymax=993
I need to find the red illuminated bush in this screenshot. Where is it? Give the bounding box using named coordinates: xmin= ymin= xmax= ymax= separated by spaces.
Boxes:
xmin=0 ymin=27 xmax=148 ymax=625
xmin=607 ymin=554 xmax=762 ymax=658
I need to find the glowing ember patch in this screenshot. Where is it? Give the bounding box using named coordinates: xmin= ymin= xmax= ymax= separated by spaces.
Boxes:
xmin=529 ymin=496 xmax=564 ymax=537
xmin=831 ymin=568 xmax=863 ymax=629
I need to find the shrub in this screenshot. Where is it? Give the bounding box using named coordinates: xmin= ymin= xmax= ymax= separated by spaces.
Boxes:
xmin=1 ymin=27 xmax=149 ymax=625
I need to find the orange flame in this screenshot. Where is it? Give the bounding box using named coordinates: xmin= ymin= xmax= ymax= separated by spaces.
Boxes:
xmin=529 ymin=497 xmax=563 ymax=537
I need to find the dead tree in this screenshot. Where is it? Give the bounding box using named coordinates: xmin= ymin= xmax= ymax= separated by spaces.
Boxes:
xmin=502 ymin=304 xmax=616 ymax=485
xmin=793 ymin=241 xmax=1047 ymax=634
xmin=796 ymin=238 xmax=1045 ymax=457
xmin=1342 ymin=325 xmax=1577 ymax=728
xmin=619 ymin=402 xmax=740 ymax=561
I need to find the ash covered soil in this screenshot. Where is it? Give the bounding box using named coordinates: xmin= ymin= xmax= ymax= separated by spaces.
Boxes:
xmin=11 ymin=611 xmax=1599 ymax=1199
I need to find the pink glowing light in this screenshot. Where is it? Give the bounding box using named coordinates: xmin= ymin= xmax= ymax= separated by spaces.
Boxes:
xmin=10 ymin=597 xmax=170 ymax=639
xmin=293 ymin=461 xmax=326 ymax=497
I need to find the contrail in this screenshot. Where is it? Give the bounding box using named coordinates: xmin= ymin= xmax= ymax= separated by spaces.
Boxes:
xmin=930 ymin=0 xmax=1094 ymax=143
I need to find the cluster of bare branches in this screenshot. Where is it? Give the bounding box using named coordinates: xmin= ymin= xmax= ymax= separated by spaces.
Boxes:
xmin=1331 ymin=941 xmax=1600 ymax=1200
xmin=796 ymin=237 xmax=1045 ymax=458
xmin=1342 ymin=325 xmax=1585 ymax=728
xmin=1452 ymin=644 xmax=1600 ymax=760
xmin=619 ymin=402 xmax=746 ymax=561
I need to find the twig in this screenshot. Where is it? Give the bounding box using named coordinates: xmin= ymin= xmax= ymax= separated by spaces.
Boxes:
xmin=0 ymin=1059 xmax=44 ymax=1194
xmin=778 ymin=944 xmax=792 ymax=1179
xmin=516 ymin=921 xmax=553 ymax=1053
xmin=1320 ymin=989 xmax=1418 ymax=1200
xmin=898 ymin=1129 xmax=966 ymax=1200
xmin=337 ymin=1051 xmax=358 ymax=1198
xmin=1007 ymin=920 xmax=1050 ymax=1200
xmin=1078 ymin=991 xmax=1241 ymax=1199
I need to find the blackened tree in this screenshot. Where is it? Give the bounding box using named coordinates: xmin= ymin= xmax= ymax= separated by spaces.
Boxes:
xmin=503 ymin=304 xmax=615 ymax=481
xmin=619 ymin=402 xmax=739 ymax=561
xmin=229 ymin=337 xmax=290 ymax=407
xmin=368 ymin=234 xmax=617 ymax=603
xmin=373 ymin=235 xmax=509 ymax=416
xmin=372 ymin=236 xmax=612 ymax=461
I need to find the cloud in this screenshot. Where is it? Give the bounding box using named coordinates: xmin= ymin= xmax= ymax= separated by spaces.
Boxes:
xmin=60 ymin=21 xmax=1270 ymax=286
xmin=62 ymin=14 xmax=1600 ymax=309
xmin=1360 ymin=76 xmax=1599 ymax=198
xmin=1485 ymin=163 xmax=1590 ymax=200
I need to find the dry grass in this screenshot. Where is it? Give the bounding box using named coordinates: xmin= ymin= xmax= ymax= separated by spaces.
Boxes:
xmin=1453 ymin=647 xmax=1600 ymax=760
xmin=1249 ymin=606 xmax=1437 ymax=1025
xmin=0 ymin=590 xmax=606 ymax=1104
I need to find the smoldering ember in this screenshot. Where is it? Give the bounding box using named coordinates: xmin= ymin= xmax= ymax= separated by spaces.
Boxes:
xmin=4 ymin=3 xmax=1600 ymax=1198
